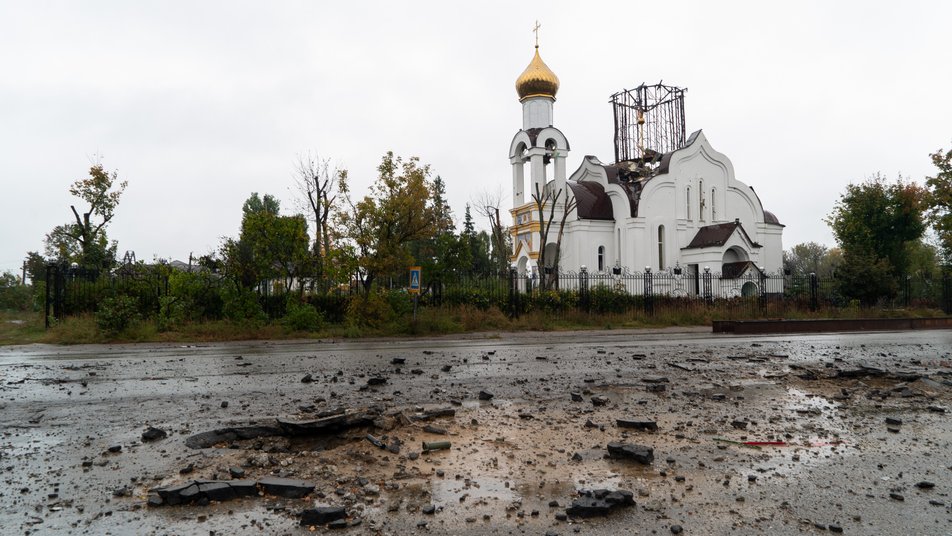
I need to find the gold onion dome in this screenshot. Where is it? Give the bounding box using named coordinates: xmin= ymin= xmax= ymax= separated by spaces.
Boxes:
xmin=515 ymin=46 xmax=560 ymax=101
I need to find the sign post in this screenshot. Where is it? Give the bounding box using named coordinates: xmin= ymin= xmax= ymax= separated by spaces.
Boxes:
xmin=409 ymin=266 xmax=421 ymax=321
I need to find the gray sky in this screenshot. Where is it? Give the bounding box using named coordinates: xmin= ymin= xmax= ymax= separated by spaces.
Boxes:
xmin=2 ymin=1 xmax=949 ymax=274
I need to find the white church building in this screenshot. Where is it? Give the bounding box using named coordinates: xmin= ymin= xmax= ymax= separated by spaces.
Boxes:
xmin=508 ymin=42 xmax=784 ymax=293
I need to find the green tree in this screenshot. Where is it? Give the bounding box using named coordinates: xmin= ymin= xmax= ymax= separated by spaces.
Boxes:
xmin=926 ymin=143 xmax=952 ymax=264
xmin=221 ymin=193 xmax=311 ymax=295
xmin=338 ymin=152 xmax=439 ymax=291
xmin=783 ymin=242 xmax=830 ymax=275
xmin=826 ymin=174 xmax=927 ymax=277
xmin=44 ymin=164 xmax=127 ymax=270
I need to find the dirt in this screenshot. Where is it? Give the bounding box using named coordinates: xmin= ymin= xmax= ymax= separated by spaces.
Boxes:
xmin=1 ymin=328 xmax=951 ymax=535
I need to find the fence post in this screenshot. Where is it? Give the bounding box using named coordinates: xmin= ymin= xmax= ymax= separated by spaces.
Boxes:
xmin=44 ymin=264 xmax=53 ymax=329
xmin=703 ymin=266 xmax=712 ymax=304
xmin=809 ymin=272 xmax=818 ymax=312
xmin=643 ymin=267 xmax=654 ymax=315
xmin=943 ymin=271 xmax=951 ymax=315
xmin=508 ymin=268 xmax=518 ymax=319
xmin=759 ymin=268 xmax=767 ymax=316
xmin=579 ymin=266 xmax=590 ymax=313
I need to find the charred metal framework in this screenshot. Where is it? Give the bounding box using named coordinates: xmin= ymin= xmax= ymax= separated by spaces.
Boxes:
xmin=611 ymin=83 xmax=687 ymax=164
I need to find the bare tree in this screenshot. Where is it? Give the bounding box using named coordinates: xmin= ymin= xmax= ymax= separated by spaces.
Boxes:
xmin=529 ymin=183 xmax=578 ymax=290
xmin=293 ymin=153 xmax=346 ymax=280
xmin=473 ymin=188 xmax=511 ymax=274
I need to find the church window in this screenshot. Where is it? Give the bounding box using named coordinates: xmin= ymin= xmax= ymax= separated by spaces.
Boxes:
xmin=711 ymin=188 xmax=717 ymax=220
xmin=698 ymin=179 xmax=705 ymax=221
xmin=686 ymin=187 xmax=692 ymax=220
xmin=597 ymin=246 xmax=605 ymax=272
xmin=657 ymin=226 xmax=665 ymax=271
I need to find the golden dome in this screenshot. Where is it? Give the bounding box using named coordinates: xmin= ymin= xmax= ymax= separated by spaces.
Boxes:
xmin=515 ymin=46 xmax=559 ymax=101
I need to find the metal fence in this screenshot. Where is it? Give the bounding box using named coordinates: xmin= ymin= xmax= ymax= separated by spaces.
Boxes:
xmin=42 ymin=263 xmax=952 ymax=327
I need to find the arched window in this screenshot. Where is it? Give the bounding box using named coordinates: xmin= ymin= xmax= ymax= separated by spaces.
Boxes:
xmin=657 ymin=225 xmax=665 ymax=271
xmin=597 ymin=245 xmax=605 ymax=272
xmin=698 ymin=179 xmax=705 ymax=221
xmin=686 ymin=187 xmax=692 ymax=220
xmin=711 ymin=187 xmax=717 ymax=221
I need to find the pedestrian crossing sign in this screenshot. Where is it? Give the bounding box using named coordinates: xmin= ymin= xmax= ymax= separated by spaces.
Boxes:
xmin=409 ymin=266 xmax=421 ymax=294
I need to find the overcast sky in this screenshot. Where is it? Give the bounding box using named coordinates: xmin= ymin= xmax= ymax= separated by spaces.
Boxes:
xmin=2 ymin=1 xmax=949 ymax=274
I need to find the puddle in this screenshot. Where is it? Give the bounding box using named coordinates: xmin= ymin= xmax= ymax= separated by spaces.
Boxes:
xmin=431 ymin=476 xmax=518 ymax=505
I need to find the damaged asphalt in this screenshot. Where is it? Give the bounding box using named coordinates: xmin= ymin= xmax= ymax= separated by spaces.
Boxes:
xmin=1 ymin=327 xmax=951 ymax=535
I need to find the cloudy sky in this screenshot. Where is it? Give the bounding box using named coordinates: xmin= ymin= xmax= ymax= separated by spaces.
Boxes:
xmin=1 ymin=1 xmax=949 ymax=274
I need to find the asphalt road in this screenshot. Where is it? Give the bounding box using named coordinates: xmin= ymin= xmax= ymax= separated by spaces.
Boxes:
xmin=1 ymin=327 xmax=951 ymax=535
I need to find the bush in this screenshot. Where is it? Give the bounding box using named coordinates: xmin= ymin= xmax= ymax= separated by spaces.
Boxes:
xmin=284 ymin=301 xmax=323 ymax=332
xmin=95 ymin=295 xmax=140 ymax=335
xmin=346 ymin=292 xmax=394 ymax=328
xmin=221 ymin=285 xmax=267 ymax=325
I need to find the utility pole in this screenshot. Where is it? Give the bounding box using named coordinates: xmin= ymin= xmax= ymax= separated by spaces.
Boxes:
xmin=21 ymin=260 xmax=27 ymax=285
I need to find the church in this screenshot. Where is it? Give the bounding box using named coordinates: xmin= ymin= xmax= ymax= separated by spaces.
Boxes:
xmin=508 ymin=40 xmax=784 ymax=295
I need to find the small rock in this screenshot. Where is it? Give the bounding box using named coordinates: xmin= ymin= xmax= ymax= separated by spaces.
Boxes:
xmin=916 ymin=481 xmax=935 ymax=489
xmin=107 ymin=445 xmax=122 ymax=453
xmin=889 ymin=492 xmax=904 ymax=501
xmin=478 ymin=390 xmax=494 ymax=401
xmin=300 ymin=506 xmax=346 ymax=526
xmin=617 ymin=419 xmax=658 ymax=432
xmin=885 ymin=417 xmax=902 ymax=426
xmin=141 ymin=427 xmax=167 ymax=442
xmin=571 ymin=392 xmax=583 ymax=402
xmin=591 ymin=395 xmax=609 ymax=407
xmin=671 ymin=525 xmax=683 ymax=534
xmin=607 ymin=442 xmax=654 ymax=464
xmin=422 ymin=504 xmax=437 ymax=515
xmin=301 ymin=374 xmax=313 ymax=383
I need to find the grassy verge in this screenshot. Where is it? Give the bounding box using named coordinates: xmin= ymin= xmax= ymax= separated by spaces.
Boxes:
xmin=0 ymin=304 xmax=948 ymax=346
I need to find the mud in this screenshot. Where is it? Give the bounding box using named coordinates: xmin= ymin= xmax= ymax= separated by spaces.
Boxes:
xmin=1 ymin=328 xmax=951 ymax=535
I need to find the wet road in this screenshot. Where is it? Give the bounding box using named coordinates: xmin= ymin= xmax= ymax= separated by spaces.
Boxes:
xmin=1 ymin=328 xmax=951 ymax=535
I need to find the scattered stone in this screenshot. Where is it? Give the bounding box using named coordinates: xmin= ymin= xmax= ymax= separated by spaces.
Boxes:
xmin=571 ymin=392 xmax=583 ymax=402
xmin=478 ymin=390 xmax=494 ymax=400
xmin=141 ymin=427 xmax=167 ymax=442
xmin=916 ymin=481 xmax=935 ymax=489
xmin=607 ymin=442 xmax=654 ymax=464
xmin=300 ymin=506 xmax=347 ymax=526
xmin=829 ymin=525 xmax=843 ymax=533
xmin=671 ymin=525 xmax=683 ymax=534
xmin=258 ymin=477 xmax=316 ymax=498
xmin=301 ymin=374 xmax=313 ymax=383
xmin=367 ymin=377 xmax=387 ymax=386
xmin=591 ymin=395 xmax=609 ymax=407
xmin=731 ymin=419 xmax=749 ymax=430
xmin=391 ymin=357 xmax=406 ymax=365
xmin=422 ymin=504 xmax=437 ymax=515
xmin=565 ymin=489 xmax=635 ymax=517
xmin=441 ymin=365 xmax=452 ymax=372
xmin=889 ymin=492 xmax=904 ymax=501
xmin=328 ymin=519 xmax=349 ymax=529
xmin=220 ymin=400 xmax=229 ymax=408
xmin=228 ymin=467 xmax=245 ymax=478
xmin=107 ymin=445 xmax=122 ymax=453
xmin=616 ymin=419 xmax=658 ymax=432
xmin=885 ymin=417 xmax=902 ymax=426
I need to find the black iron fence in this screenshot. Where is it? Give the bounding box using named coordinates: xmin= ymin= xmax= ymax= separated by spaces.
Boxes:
xmin=42 ymin=263 xmax=952 ymax=328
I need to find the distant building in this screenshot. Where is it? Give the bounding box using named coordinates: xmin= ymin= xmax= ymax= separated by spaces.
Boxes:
xmin=508 ymin=42 xmax=784 ymax=293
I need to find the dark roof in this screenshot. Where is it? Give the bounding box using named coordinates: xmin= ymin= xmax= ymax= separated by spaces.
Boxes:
xmin=524 ymin=127 xmax=571 ymax=151
xmin=567 ymin=181 xmax=614 ymax=220
xmin=683 ymin=220 xmax=762 ymax=250
xmin=722 ymin=261 xmax=762 ymax=279
xmin=764 ymin=210 xmax=781 ymax=225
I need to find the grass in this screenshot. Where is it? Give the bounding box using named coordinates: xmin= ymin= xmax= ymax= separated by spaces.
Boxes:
xmin=0 ymin=303 xmax=948 ymax=346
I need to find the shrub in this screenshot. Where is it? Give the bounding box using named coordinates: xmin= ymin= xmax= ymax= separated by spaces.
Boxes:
xmin=284 ymin=300 xmax=323 ymax=332
xmin=221 ymin=285 xmax=267 ymax=325
xmin=346 ymin=292 xmax=394 ymax=328
xmin=95 ymin=295 xmax=140 ymax=335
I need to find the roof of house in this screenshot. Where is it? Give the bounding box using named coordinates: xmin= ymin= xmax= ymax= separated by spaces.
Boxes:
xmin=566 ymin=181 xmax=614 ymax=220
xmin=683 ymin=220 xmax=762 ymax=250
xmin=721 ymin=260 xmax=763 ymax=279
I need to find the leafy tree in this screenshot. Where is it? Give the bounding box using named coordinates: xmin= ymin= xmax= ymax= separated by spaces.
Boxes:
xmin=221 ymin=193 xmax=311 ymax=295
xmin=44 ymin=164 xmax=127 ymax=269
xmin=783 ymin=242 xmax=841 ymax=276
xmin=826 ymin=174 xmax=927 ymax=277
xmin=338 ymin=152 xmax=439 ymax=291
xmin=926 ymin=143 xmax=952 ymax=264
